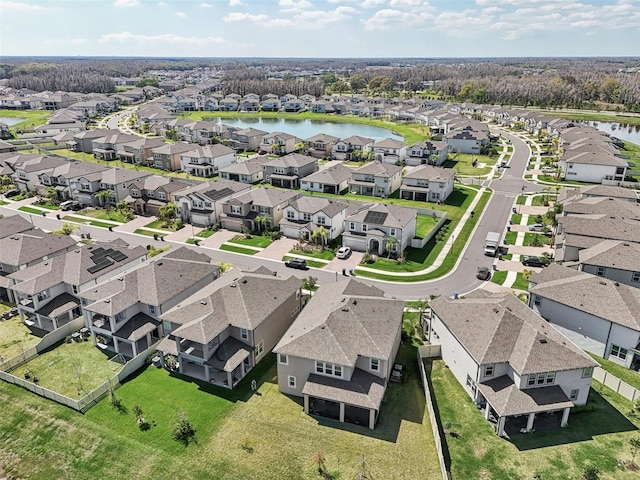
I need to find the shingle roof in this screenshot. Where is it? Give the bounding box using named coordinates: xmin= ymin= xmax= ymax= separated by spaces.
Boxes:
xmin=274 ymin=279 xmax=403 ymax=367
xmin=345 ymin=203 xmax=417 ymax=229
xmin=352 ymin=161 xmax=402 ymax=177
xmin=562 ymin=197 xmax=640 ymax=219
xmin=264 ymin=153 xmax=317 ymax=168
xmin=302 ymin=369 xmax=386 ymax=410
xmin=429 ymin=292 xmax=596 ymax=375
xmin=559 ymin=215 xmax=640 ymax=244
xmin=372 ymin=138 xmax=407 ymax=149
xmin=403 ymin=165 xmax=454 ymax=182
xmin=301 ymin=164 xmax=351 ymax=185
xmin=285 ymin=196 xmax=348 ymax=218
xmin=579 ymin=240 xmax=640 ymax=271
xmin=228 ymin=187 xmax=299 ymax=208
xmin=0 ymin=214 xmax=34 ymax=239
xmin=219 ymin=157 xmax=269 ymax=176
xmin=0 ymin=230 xmax=76 ymax=268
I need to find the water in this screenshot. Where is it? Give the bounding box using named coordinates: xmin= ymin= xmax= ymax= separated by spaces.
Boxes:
xmin=585 ymin=120 xmax=640 ymax=146
xmin=0 ymin=117 xmax=25 ymax=126
xmin=210 ymin=117 xmax=403 ymax=142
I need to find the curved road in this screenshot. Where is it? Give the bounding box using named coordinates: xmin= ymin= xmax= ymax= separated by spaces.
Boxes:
xmin=1 ymin=130 xmax=543 ymax=301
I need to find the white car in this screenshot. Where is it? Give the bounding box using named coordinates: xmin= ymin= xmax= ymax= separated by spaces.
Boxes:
xmin=336 ymin=246 xmax=352 ymax=259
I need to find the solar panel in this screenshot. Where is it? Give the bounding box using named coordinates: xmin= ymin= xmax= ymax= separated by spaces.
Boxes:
xmin=109 ymin=251 xmax=127 ymax=262
xmin=363 ymin=211 xmax=388 ymax=225
xmin=204 ymin=187 xmax=233 ymax=202
xmin=87 ymin=258 xmax=114 ymax=274
xmin=91 ymin=247 xmax=106 ymax=256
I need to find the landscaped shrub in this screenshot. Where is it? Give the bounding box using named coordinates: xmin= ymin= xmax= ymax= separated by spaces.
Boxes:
xmin=172 ymin=411 xmax=196 ymax=445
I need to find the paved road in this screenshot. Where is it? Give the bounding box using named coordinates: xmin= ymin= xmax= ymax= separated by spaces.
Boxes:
xmin=1 ymin=130 xmax=543 ymax=300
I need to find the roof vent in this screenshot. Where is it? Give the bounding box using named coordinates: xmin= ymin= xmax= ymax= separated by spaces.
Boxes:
xmin=118 ymin=277 xmax=123 ymax=281
xmin=157 ymin=261 xmax=163 ymax=266
xmin=599 ymin=281 xmax=607 ymax=285
xmin=200 ymin=300 xmax=207 ymax=305
xmin=493 ymin=308 xmax=499 ymax=314
xmin=540 ymin=338 xmax=547 ymax=344
xmin=352 ymin=299 xmax=357 ymax=305
xmin=242 ymin=279 xmax=247 ymax=284
xmin=104 ymin=299 xmax=110 ymax=303
xmin=615 ymin=282 xmax=620 ymax=287
xmin=230 ymin=284 xmax=236 ymax=288
xmin=341 ymin=307 xmax=349 ymax=312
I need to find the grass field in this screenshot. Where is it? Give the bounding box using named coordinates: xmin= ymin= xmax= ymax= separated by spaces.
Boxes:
xmin=0 ymin=109 xmax=51 ymax=131
xmin=415 ymin=213 xmax=439 ymax=238
xmin=196 ymin=228 xmax=216 ymax=238
xmin=228 ymin=234 xmax=273 ymax=248
xmin=490 ymin=270 xmax=508 ymax=286
xmin=288 ymin=247 xmax=334 ymax=261
xmin=0 ymin=347 xmax=440 ymax=480
xmin=429 ymin=358 xmax=640 ymax=480
xmin=81 ymin=208 xmax=127 ymax=223
xmin=143 ymin=220 xmax=173 ymax=231
xmin=63 ymin=215 xmax=115 ymax=228
xmin=134 ymin=228 xmax=161 ymax=237
xmin=0 ymin=313 xmax=42 ymax=360
xmin=220 ymin=244 xmax=259 ymax=255
xmin=444 ymin=153 xmax=496 ymax=176
xmin=511 ymin=272 xmax=530 ymax=290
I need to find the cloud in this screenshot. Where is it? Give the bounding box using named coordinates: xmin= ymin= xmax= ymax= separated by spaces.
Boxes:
xmin=279 ymin=0 xmax=312 ymax=12
xmin=200 ymin=2 xmax=213 ymax=7
xmin=264 ymin=5 xmax=358 ymax=28
xmin=99 ymin=32 xmax=225 ymax=46
xmin=224 ymin=12 xmax=270 ymax=22
xmin=176 ymin=11 xmax=187 ymax=17
xmin=158 ymin=1 xmax=168 ymax=6
xmin=361 ymin=0 xmax=385 ymax=7
xmin=362 ymin=3 xmax=435 ymax=30
xmin=2 ymin=1 xmax=47 ymax=11
xmin=229 ymin=0 xmax=243 ymax=5
xmin=113 ymin=0 xmax=140 ymax=7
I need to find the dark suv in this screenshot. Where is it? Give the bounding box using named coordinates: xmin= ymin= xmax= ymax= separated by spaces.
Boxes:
xmin=521 ymin=256 xmax=549 ymax=267
xmin=285 ymin=258 xmax=308 ymax=270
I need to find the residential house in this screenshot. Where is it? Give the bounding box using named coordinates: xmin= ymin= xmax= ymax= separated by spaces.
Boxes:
xmin=0 ymin=140 xmax=17 ymax=153
xmin=283 ymin=98 xmax=305 ymax=113
xmin=218 ymin=157 xmax=269 ymax=184
xmin=559 ymin=148 xmax=628 ymax=184
xmin=274 ymin=279 xmax=404 ymax=429
xmin=179 ymin=144 xmax=237 ymax=178
xmin=127 ymin=175 xmax=190 ymax=216
xmin=305 ymin=133 xmax=340 ymax=159
xmin=219 ymin=187 xmax=300 ymax=233
xmin=331 ymin=135 xmax=374 ymax=161
xmin=116 ymin=137 xmax=166 ymax=166
xmin=280 ymin=196 xmax=350 ymax=242
xmin=429 ymin=291 xmax=597 ymax=437
xmin=218 ymin=96 xmax=239 ymax=112
xmin=444 ymin=127 xmax=488 ymax=154
xmin=70 ymin=129 xmax=120 ymax=154
xmin=43 ymin=160 xmax=110 ymax=203
xmin=301 ymin=163 xmax=351 ymax=195
xmin=9 ymin=241 xmax=147 ymax=332
xmin=261 ymin=97 xmax=281 ymax=112
xmin=260 ymin=132 xmax=302 ymax=156
xmin=349 ymin=161 xmax=402 ymax=198
xmin=173 ymin=178 xmax=250 ymax=227
xmin=342 ymin=203 xmax=417 ymax=256
xmin=82 ymin=247 xmax=220 ymax=359
xmin=0 ymin=215 xmax=35 ymax=302
xmin=13 ymin=155 xmax=69 ymax=192
xmin=558 ymin=185 xmax=639 ymax=204
xmin=578 ymin=240 xmax=640 ymax=288
xmin=529 ymin=264 xmax=640 ymax=369
xmin=406 ymin=140 xmax=448 ymax=166
xmin=370 ymin=138 xmax=407 ymax=164
xmin=157 ymin=268 xmax=303 ymax=388
xmin=400 ymin=165 xmax=455 ymax=203
xmin=151 ymin=142 xmax=198 ymax=171
xmin=263 ymin=153 xmax=318 ymax=189
xmin=230 ymin=127 xmax=268 ymax=151
xmin=94 ymin=168 xmax=153 ymax=207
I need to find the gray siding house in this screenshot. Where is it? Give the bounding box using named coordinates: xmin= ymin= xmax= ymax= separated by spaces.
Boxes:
xmin=263 ymin=153 xmax=318 ymax=189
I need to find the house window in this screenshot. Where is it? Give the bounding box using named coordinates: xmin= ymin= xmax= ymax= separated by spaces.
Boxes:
xmin=147 ymin=191 xmax=154 ymax=198
xmin=484 ymin=364 xmax=494 ymax=377
xmin=610 ymin=344 xmax=628 ymax=360
xmin=370 ymin=358 xmax=380 ymax=372
xmin=528 ymin=372 xmax=555 ymax=386
xmin=596 ymin=266 xmax=605 ymax=277
xmin=72 ymin=285 xmax=79 ymax=294
xmin=115 ymin=311 xmax=125 ymax=321
xmin=231 ymin=205 xmax=241 ymax=214
xmin=162 ymin=320 xmax=172 ymax=332
xmin=315 ymin=361 xmax=342 ymax=378
xmin=158 ymin=191 xmax=166 ymax=200
xmin=533 ymin=295 xmax=541 ymax=306
xmin=260 ymin=207 xmax=268 ymax=214
xmin=302 ymin=213 xmax=311 ymax=221
xmin=288 ymin=376 xmax=296 ymax=389
xmin=362 ymin=224 xmax=368 ymax=232
xmin=240 ymin=328 xmax=248 ymax=340
xmin=349 ymin=222 xmax=355 ymax=231
xmin=255 ymin=340 xmax=264 ymax=356
xmin=546 ymin=371 xmax=555 ymax=384
xmin=570 ymin=389 xmax=579 ymax=400
xmin=149 ymin=305 xmax=156 ymax=315
xmin=278 ymin=353 xmax=288 ymax=365
xmin=317 ymin=216 xmax=326 ymax=225
xmin=287 ymin=210 xmax=294 ymax=219
xmin=466 ymin=374 xmax=476 ymax=393
xmin=633 ymin=272 xmax=640 ymax=283
xmin=582 ymin=366 xmax=594 ymax=378
xmin=36 ymin=290 xmax=49 ymax=302
xmin=131 ymin=188 xmax=140 ymax=197
xmin=389 ymin=228 xmax=396 ymax=236
xmin=81 ymin=183 xmax=90 ymax=191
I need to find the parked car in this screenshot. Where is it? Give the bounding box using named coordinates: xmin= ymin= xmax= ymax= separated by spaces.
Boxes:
xmin=476 ymin=266 xmax=491 ymax=280
xmin=336 ymin=246 xmax=352 ymax=259
xmin=3 ymin=189 xmax=20 ymax=198
xmin=258 ymin=150 xmax=267 ymax=155
xmin=542 ymin=166 xmax=556 ymax=173
xmin=60 ymin=200 xmax=81 ymax=211
xmin=285 ymin=258 xmax=308 ymax=270
xmin=528 ymin=223 xmax=546 ymax=232
xmin=521 ymin=256 xmax=549 ymax=267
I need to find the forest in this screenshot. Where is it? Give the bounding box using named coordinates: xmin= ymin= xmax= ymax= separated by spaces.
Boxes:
xmin=0 ymin=57 xmax=639 ymax=111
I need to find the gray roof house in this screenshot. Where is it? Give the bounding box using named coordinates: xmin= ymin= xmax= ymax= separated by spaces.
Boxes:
xmin=179 ymin=144 xmax=237 ymax=178
xmin=157 ymin=267 xmax=303 ymax=388
xmin=82 ymin=247 xmax=220 ymax=359
xmin=127 ymin=175 xmax=190 ymax=217
xmin=370 ymin=138 xmax=407 ymax=164
xmin=9 ymin=241 xmax=147 ymax=332
xmin=331 ymin=135 xmax=374 ymax=161
xmin=151 ymin=142 xmax=198 ymax=171
xmin=342 ymin=203 xmax=417 ymax=256
xmin=0 ymin=214 xmax=34 ymax=239
xmin=219 ymin=187 xmax=300 ymax=233
xmin=305 ymin=133 xmax=340 ymax=159
xmin=429 ymin=291 xmax=597 ymax=437
xmin=400 ymin=165 xmax=455 ymax=203
xmin=558 ymin=185 xmax=639 ymax=204
xmin=263 ymin=153 xmax=318 ymax=190
xmin=349 ymin=161 xmax=403 ymax=198
xmin=578 ymin=240 xmax=640 ymax=288
xmin=406 ymin=140 xmax=448 ymax=167
xmin=561 ymin=196 xmax=640 ymax=220
xmin=529 ymin=264 xmax=640 ymax=370
xmin=274 ymin=279 xmax=404 ymax=429
xmin=259 ymin=132 xmax=302 ymax=155
xmin=218 ymin=157 xmax=269 ymax=184
xmin=116 ymin=137 xmax=167 ymax=166
xmin=300 ymin=163 xmax=352 ymax=195
xmin=280 ymin=196 xmax=350 ymax=242
xmin=559 ymin=146 xmax=628 ymax=184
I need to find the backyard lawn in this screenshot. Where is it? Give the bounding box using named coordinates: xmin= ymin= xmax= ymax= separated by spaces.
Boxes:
xmin=0 ymin=312 xmax=41 ymax=360
xmin=0 ymin=347 xmax=441 ymax=480
xmin=428 ymin=359 xmax=640 ymax=480
xmin=415 ymin=213 xmax=439 ymax=238
xmin=444 ymin=153 xmax=496 ymax=176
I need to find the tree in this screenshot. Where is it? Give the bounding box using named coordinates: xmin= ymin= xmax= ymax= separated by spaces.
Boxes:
xmin=270 ymin=142 xmax=281 ymax=155
xmin=255 ymin=214 xmax=270 ymax=234
xmin=310 ymin=226 xmax=328 ymax=250
xmin=51 ymin=223 xmax=79 ymax=236
xmin=158 ymin=203 xmax=177 ymax=227
xmin=630 ymin=436 xmax=640 ymax=464
xmin=95 ymin=189 xmax=111 ymax=209
xmin=45 ymin=187 xmax=58 ymax=205
xmin=217 ymin=261 xmax=233 ymax=273
xmin=348 ymin=74 xmax=366 ymax=92
xmin=115 ymin=201 xmax=134 ymax=221
xmin=172 ymin=411 xmax=196 ymax=445
xmin=384 ymin=236 xmax=399 ymax=258
xmin=302 ymin=276 xmax=317 ymax=292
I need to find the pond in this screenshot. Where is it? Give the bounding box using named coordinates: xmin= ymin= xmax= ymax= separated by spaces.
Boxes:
xmin=585 ymin=120 xmax=640 ymax=146
xmin=208 ymin=117 xmax=403 ymax=142
xmin=0 ymin=117 xmax=25 ymax=127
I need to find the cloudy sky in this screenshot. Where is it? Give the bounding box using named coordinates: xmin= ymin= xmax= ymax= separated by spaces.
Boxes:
xmin=1 ymin=0 xmax=639 ymax=58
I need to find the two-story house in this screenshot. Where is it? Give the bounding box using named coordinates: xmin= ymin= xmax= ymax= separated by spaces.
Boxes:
xmin=70 ymin=129 xmax=120 ymax=154
xmin=331 ymin=135 xmax=374 ymax=161
xmin=151 ymin=142 xmax=198 ymax=171
xmin=274 ymin=279 xmax=404 ymax=429
xmin=127 ymin=175 xmax=191 ymax=216
xmin=230 ymin=127 xmax=268 ymax=152
xmin=95 ymin=168 xmax=153 ymax=207
xmin=40 ymin=159 xmax=109 ymax=202
xmin=444 ymin=127 xmax=487 ymax=154
xmin=301 ymin=163 xmax=351 ymax=195
xmin=116 ymin=137 xmax=167 ymax=166
xmin=559 ymin=148 xmax=628 ymax=184
xmin=260 ymin=132 xmax=302 ymax=156
xmin=429 ymin=291 xmax=598 ymax=437
xmin=263 ymin=153 xmax=318 ymax=189
xmin=341 ymin=203 xmax=417 ymax=256
xmin=13 ymin=155 xmax=68 ymax=192
xmin=305 ymin=133 xmax=340 ymax=159
xmin=349 ymin=161 xmax=402 ymax=198
xmin=82 ymin=247 xmax=220 ymax=359
xmin=219 ymin=187 xmax=300 ymax=233
xmin=406 ymin=140 xmax=449 ymax=166
xmin=172 ymin=178 xmax=250 ymax=227
xmin=157 ymin=267 xmax=303 ymax=388
xmin=179 ymin=144 xmax=237 ymax=178
xmin=9 ymin=241 xmax=147 ymax=332
xmin=218 ymin=157 xmax=269 ymax=184
xmin=399 ymin=165 xmax=455 ymax=203
xmin=91 ymin=133 xmax=139 ymax=161
xmin=280 ymin=196 xmax=350 ymax=242
xmin=370 ymin=138 xmax=407 ymax=164
xmin=578 ymin=240 xmax=640 ymax=288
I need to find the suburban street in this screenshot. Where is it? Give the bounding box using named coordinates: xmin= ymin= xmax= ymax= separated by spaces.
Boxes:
xmin=1 ymin=129 xmax=542 ymax=301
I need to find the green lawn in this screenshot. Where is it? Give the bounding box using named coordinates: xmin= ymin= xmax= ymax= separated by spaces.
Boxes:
xmin=0 ymin=346 xmax=441 ymax=479
xmin=0 ymin=109 xmax=51 ymax=131
xmin=415 ymin=213 xmax=439 ymax=238
xmin=134 ymin=228 xmax=162 ymax=237
xmin=33 ymin=202 xmax=60 ymax=210
xmin=18 ymin=206 xmax=45 ymax=214
xmin=512 ymin=272 xmax=530 ymax=290
xmin=444 ymin=153 xmax=496 ymax=176
xmin=510 ymin=214 xmax=522 ymax=225
xmin=81 ymin=208 xmax=127 ymax=223
xmin=429 ymin=358 xmax=640 ymax=480
xmin=220 ymin=244 xmax=259 ymax=255
xmin=490 ymin=270 xmax=508 ymax=285
xmin=196 ymin=228 xmax=216 ymax=238
xmin=281 ymin=255 xmax=326 ymax=268
xmin=516 ymin=195 xmax=527 ymax=205
xmin=11 ymin=340 xmax=123 ymax=398
xmin=63 ymin=216 xmax=115 ymax=228
xmin=228 ymin=234 xmax=273 ymax=249
xmin=505 ymin=231 xmax=517 ymax=245
xmin=523 ymin=232 xmax=551 ymax=247
xmin=144 ymin=220 xmax=173 ymax=231
xmin=588 ymin=353 xmax=640 ymax=392
xmin=0 ymin=312 xmax=42 ymax=360
xmin=402 ymin=312 xmax=426 ymax=347
xmin=531 ymin=195 xmax=555 ymax=207
xmin=288 ymin=247 xmax=334 ymax=261
xmin=500 ymin=254 xmax=513 ymax=261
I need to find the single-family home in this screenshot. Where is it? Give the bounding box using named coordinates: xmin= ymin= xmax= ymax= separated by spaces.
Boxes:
xmin=429 ymin=291 xmax=597 ymax=436
xmin=274 ymin=279 xmax=404 ymax=429
xmin=218 ymin=157 xmax=269 ymax=184
xmin=558 ymin=185 xmax=639 ymax=204
xmin=157 ymin=267 xmax=303 ymax=388
xmin=116 ymin=137 xmax=167 ymax=166
xmin=406 ymin=140 xmax=448 ymax=166
xmin=219 ymin=187 xmax=300 ymax=233
xmin=13 ymin=155 xmax=68 ymax=192
xmin=230 ymin=127 xmax=268 ymax=152
xmin=305 ymin=133 xmax=340 ymax=159
xmin=39 ymin=159 xmax=109 ymax=202
xmin=94 ymin=168 xmax=153 ymax=207
xmin=578 ymin=240 xmax=640 ymax=288
xmin=151 ymin=142 xmax=199 ymax=171
xmin=342 ymin=203 xmax=417 ymax=256
xmin=370 ymin=138 xmax=407 ymax=164
xmin=91 ymin=133 xmax=139 ymax=161
xmin=70 ymin=129 xmax=120 ymax=154
xmin=263 ymin=153 xmax=318 ymax=189
xmin=259 ymin=132 xmax=302 ymax=156
xmin=301 ymin=163 xmax=352 ymax=195
xmin=559 ymin=148 xmax=628 ymax=184
xmin=179 ymin=144 xmax=237 ymax=178
xmin=444 ymin=127 xmax=488 ymax=154
xmin=331 ymin=135 xmax=374 ymax=161
xmin=349 ymin=161 xmax=403 ymax=198
xmin=399 ymin=165 xmax=455 ymax=203
xmin=173 ymin=178 xmax=250 ymax=227
xmin=280 ymin=196 xmax=350 ymax=242
xmin=126 ymin=176 xmax=190 ymax=216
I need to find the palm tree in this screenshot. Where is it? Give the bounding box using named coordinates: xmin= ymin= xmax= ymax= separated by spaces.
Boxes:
xmin=385 ymin=236 xmax=399 ymax=258
xmin=270 ymin=142 xmax=281 ymax=155
xmin=158 ymin=203 xmax=177 ymax=227
xmin=95 ymin=189 xmax=111 ymax=208
xmin=51 ymin=223 xmax=79 ymax=236
xmin=311 ymin=226 xmax=328 ymax=250
xmin=255 ymin=214 xmax=270 ymax=234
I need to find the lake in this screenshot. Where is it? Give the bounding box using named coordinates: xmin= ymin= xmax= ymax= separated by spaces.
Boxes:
xmin=0 ymin=117 xmax=25 ymax=126
xmin=209 ymin=117 xmax=403 ymax=142
xmin=586 ymin=121 xmax=640 ymax=146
